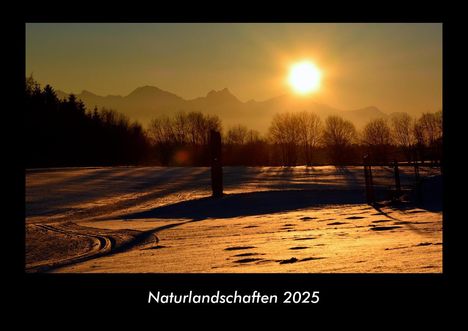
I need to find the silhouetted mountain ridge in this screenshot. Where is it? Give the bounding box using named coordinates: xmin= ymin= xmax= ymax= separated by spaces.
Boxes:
xmin=55 ymin=85 xmax=388 ymax=132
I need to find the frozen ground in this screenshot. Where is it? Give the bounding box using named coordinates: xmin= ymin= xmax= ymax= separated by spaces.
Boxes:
xmin=25 ymin=166 xmax=442 ymax=273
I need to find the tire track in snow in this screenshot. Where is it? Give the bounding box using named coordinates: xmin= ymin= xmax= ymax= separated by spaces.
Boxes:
xmin=26 ymin=223 xmax=114 ymax=273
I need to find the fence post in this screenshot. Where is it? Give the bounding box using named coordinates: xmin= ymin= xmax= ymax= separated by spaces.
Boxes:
xmin=393 ymin=159 xmax=401 ymax=198
xmin=210 ymin=130 xmax=223 ymax=198
xmin=368 ymin=163 xmax=374 ymax=202
xmin=414 ymin=160 xmax=420 ymax=182
xmin=364 ymin=163 xmax=369 ymax=197
xmin=413 ymin=160 xmax=422 ymax=203
xmin=363 ymin=155 xmax=374 ymax=204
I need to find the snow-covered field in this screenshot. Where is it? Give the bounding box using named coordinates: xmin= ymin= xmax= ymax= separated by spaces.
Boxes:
xmin=25 ymin=166 xmax=442 ymax=273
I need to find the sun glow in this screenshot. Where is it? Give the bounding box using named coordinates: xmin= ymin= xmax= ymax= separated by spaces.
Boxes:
xmin=288 ymin=61 xmax=322 ymax=94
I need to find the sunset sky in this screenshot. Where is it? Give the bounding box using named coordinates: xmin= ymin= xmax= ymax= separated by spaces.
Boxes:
xmin=26 ymin=23 xmax=442 ymax=115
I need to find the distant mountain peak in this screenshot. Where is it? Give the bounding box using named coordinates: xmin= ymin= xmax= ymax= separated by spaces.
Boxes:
xmin=205 ymin=88 xmax=240 ymax=103
xmin=128 ymin=85 xmax=162 ymax=96
xmin=81 ymin=89 xmax=97 ymax=97
xmin=127 ymin=85 xmax=182 ymax=100
xmin=55 ymin=89 xmax=69 ymax=100
xmin=207 ymin=87 xmax=229 ymax=95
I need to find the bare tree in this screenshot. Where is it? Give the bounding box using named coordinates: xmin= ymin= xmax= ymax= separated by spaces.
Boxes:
xmin=362 ymin=118 xmax=392 ymax=146
xmin=433 ymin=110 xmax=443 ymax=162
xmin=362 ymin=118 xmax=393 ymax=162
xmin=172 ymin=111 xmax=189 ymax=144
xmin=147 ymin=115 xmax=174 ymax=145
xmin=296 ymin=111 xmax=322 ymax=165
xmin=269 ymin=113 xmax=301 ymax=166
xmin=147 ymin=111 xmax=221 ymax=165
xmin=226 ymin=125 xmax=248 ymax=145
xmin=246 ymin=129 xmax=261 ymax=144
xmin=203 ymin=114 xmax=222 ymax=145
xmin=147 ymin=115 xmax=175 ymax=165
xmin=414 ymin=111 xmax=443 ymax=162
xmin=186 ymin=112 xmax=205 ymax=145
xmin=390 ymin=113 xmax=415 ymax=162
xmin=322 ymin=115 xmax=357 ymax=164
xmin=435 ymin=110 xmax=443 ymax=138
xmin=418 ymin=112 xmax=442 ymax=147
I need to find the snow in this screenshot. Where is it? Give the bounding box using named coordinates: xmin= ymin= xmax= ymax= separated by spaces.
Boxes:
xmin=25 ymin=166 xmax=442 ymax=273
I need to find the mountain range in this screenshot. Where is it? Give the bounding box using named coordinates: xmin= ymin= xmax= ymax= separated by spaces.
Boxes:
xmin=55 ymin=86 xmax=388 ymax=133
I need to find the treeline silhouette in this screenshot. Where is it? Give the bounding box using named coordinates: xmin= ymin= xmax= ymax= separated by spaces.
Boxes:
xmin=25 ymin=78 xmax=442 ymax=167
xmin=148 ymin=110 xmax=442 ymax=166
xmin=25 ymin=77 xmax=150 ymax=167
xmin=268 ymin=111 xmax=442 ymax=165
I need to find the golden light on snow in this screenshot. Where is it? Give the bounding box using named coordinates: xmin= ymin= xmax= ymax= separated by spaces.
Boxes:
xmin=26 ymin=166 xmax=442 ymax=273
xmin=288 ymin=61 xmax=322 ymax=94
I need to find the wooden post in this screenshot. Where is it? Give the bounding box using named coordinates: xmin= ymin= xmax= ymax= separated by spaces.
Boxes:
xmin=414 ymin=160 xmax=422 ymax=203
xmin=210 ymin=130 xmax=223 ymax=198
xmin=393 ymin=160 xmax=401 ymax=198
xmin=363 ymin=155 xmax=374 ymax=204
xmin=363 ymin=156 xmax=369 ymax=202
xmin=414 ymin=160 xmax=420 ymax=181
xmin=368 ymin=163 xmax=374 ymax=202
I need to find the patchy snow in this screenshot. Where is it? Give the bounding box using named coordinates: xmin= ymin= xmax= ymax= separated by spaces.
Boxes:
xmin=25 ymin=166 xmax=442 ymax=273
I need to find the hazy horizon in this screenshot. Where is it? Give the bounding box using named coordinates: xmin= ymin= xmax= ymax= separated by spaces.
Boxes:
xmin=26 ymin=23 xmax=442 ymax=116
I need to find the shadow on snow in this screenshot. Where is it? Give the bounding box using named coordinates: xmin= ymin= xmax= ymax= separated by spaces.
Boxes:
xmin=120 ymin=189 xmax=369 ymax=221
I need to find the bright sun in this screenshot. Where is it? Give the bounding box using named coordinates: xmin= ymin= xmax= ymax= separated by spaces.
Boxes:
xmin=288 ymin=61 xmax=322 ymax=94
